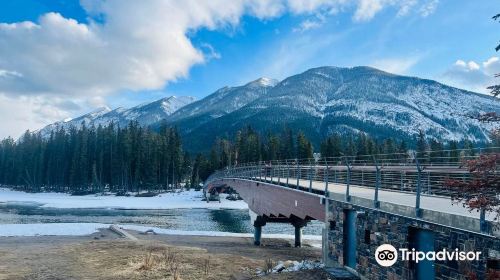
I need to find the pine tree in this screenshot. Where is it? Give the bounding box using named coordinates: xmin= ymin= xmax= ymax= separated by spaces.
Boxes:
xmin=297 ymin=132 xmax=313 ymax=159
xmin=416 ymin=130 xmax=428 ymax=162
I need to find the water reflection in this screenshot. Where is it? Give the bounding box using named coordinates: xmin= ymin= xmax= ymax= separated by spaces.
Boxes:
xmin=209 ymin=209 xmax=251 ymax=233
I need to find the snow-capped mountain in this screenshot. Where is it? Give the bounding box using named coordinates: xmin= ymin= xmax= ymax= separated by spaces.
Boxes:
xmin=168 ymin=77 xmax=278 ymax=133
xmin=164 ymin=67 xmax=499 ymax=152
xmin=38 ymin=96 xmax=195 ymax=137
xmin=37 ymin=66 xmax=500 ymax=153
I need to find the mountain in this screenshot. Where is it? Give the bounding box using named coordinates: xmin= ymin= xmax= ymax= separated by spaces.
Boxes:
xmin=163 ymin=66 xmax=499 ymax=152
xmin=167 ymin=77 xmax=278 ymax=133
xmin=37 ymin=66 xmax=500 ymax=152
xmin=37 ymin=96 xmax=195 ymax=137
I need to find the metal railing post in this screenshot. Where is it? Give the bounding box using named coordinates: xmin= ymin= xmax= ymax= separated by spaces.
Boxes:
xmin=427 ymin=172 xmax=431 ymax=194
xmin=277 ymin=161 xmax=281 ymax=185
xmin=344 ymin=157 xmax=351 ymax=202
xmin=264 ymin=162 xmax=268 ymax=182
xmin=309 ymin=159 xmax=313 ymax=192
xmin=270 ymin=161 xmax=273 ymax=182
xmin=286 ymin=160 xmax=290 ymax=188
xmin=296 ymin=159 xmax=300 ymax=190
xmin=400 ymin=172 xmax=404 ymax=191
xmin=415 ymin=153 xmax=423 ymax=218
xmin=324 ymin=158 xmax=329 ymax=196
xmin=259 ymin=162 xmax=262 ymax=181
xmin=480 ymin=209 xmax=487 ymax=233
xmin=373 ymin=156 xmax=380 ymax=208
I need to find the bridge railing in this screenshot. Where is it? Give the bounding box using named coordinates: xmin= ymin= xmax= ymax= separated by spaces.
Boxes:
xmin=205 ymin=147 xmax=499 ymax=225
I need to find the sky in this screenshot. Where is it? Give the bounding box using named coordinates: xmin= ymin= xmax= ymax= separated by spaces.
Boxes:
xmin=0 ymin=0 xmax=498 ymax=139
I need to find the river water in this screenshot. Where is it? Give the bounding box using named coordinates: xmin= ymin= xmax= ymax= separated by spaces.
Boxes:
xmin=0 ymin=203 xmax=323 ymax=236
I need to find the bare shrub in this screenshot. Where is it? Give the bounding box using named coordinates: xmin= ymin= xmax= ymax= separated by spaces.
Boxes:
xmin=161 ymin=248 xmax=177 ymax=269
xmin=160 ymin=248 xmax=181 ymax=279
xmin=171 ymin=261 xmax=181 ymax=280
xmin=138 ymin=250 xmax=156 ymax=271
xmin=264 ymin=258 xmax=274 ymax=274
xmin=203 ymin=257 xmax=210 ymax=276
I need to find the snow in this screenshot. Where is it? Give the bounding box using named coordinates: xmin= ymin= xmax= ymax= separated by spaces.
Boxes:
xmin=0 ymin=222 xmax=322 ymax=244
xmin=36 ymin=95 xmax=196 ymax=137
xmin=0 ymin=223 xmax=106 ymax=237
xmin=256 ymin=260 xmax=324 ymax=275
xmin=119 ymin=224 xmax=322 ymax=242
xmin=0 ymin=188 xmax=248 ymax=210
xmin=248 ymin=77 xmax=279 ymax=87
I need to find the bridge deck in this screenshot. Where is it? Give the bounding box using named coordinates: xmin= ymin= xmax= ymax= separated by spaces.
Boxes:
xmin=258 ymin=177 xmax=495 ymax=221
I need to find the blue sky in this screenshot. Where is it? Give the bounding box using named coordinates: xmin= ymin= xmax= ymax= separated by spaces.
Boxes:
xmin=0 ymin=0 xmax=498 ymax=138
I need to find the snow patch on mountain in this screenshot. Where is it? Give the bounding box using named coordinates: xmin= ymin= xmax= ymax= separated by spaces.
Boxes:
xmin=37 ymin=96 xmax=195 ymax=137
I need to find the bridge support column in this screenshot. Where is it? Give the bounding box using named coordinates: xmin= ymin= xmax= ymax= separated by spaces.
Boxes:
xmin=254 ymin=226 xmax=262 ymax=246
xmin=291 ymin=219 xmax=308 ymax=248
xmin=253 ymin=216 xmax=267 ymax=246
xmin=294 ymin=225 xmax=303 ymax=247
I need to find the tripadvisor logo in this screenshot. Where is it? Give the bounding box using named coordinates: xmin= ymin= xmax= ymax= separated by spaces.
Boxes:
xmin=375 ymin=244 xmax=398 ymax=267
xmin=375 ymin=244 xmax=482 ymax=267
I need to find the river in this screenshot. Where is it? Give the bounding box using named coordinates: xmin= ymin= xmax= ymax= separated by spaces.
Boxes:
xmin=0 ymin=202 xmax=324 ymax=236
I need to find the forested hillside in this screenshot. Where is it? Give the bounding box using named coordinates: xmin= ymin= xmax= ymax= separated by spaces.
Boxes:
xmin=0 ymin=121 xmax=495 ymax=193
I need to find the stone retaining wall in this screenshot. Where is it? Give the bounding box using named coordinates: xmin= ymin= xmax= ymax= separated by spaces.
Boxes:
xmin=326 ymin=199 xmax=500 ymax=280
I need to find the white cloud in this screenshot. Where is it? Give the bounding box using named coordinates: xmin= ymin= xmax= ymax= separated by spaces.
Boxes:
xmin=200 ymin=43 xmax=222 ymax=61
xmin=419 ymin=0 xmax=439 ymax=17
xmin=0 ymin=94 xmax=90 ymax=138
xmin=293 ymin=14 xmax=326 ymax=32
xmin=440 ymin=57 xmax=500 ymax=94
xmin=0 ymin=69 xmax=23 ymax=78
xmin=0 ymin=0 xmax=441 ymax=138
xmin=354 ymin=0 xmax=384 ymax=22
xmin=0 ymin=0 xmax=440 ymax=99
xmin=397 ymin=0 xmax=418 ymax=17
xmin=370 ymin=56 xmax=421 ymax=74
xmin=483 ymin=57 xmax=500 ymax=75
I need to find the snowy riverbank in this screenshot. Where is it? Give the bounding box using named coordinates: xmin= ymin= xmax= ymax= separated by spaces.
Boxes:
xmin=0 ymin=223 xmax=322 ymax=247
xmin=0 ymin=187 xmax=248 ymax=210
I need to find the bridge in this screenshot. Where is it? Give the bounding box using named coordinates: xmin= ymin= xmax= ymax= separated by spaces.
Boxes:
xmin=205 ymin=148 xmax=499 ymax=279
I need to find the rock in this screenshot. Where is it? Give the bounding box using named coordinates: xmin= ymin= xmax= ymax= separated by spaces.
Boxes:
xmin=283 ymin=260 xmax=294 ymax=268
xmin=272 ymin=262 xmax=285 ymax=273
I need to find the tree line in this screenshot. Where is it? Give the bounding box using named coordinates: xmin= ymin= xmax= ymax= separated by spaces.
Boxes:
xmin=190 ymin=126 xmax=496 ymax=186
xmin=0 ymin=122 xmax=496 ymax=193
xmin=0 ymin=122 xmax=189 ymax=193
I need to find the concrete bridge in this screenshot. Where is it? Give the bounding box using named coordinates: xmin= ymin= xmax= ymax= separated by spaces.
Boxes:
xmin=205 ymin=149 xmax=500 ymax=279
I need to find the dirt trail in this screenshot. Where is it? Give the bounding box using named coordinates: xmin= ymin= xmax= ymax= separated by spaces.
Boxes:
xmin=0 ymin=228 xmax=326 ymax=280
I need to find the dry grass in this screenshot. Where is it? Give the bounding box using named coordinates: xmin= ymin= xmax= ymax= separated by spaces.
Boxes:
xmin=0 ymin=234 xmax=323 ymax=280
xmin=132 ymin=246 xmax=183 ymax=279
xmin=100 ymin=242 xmax=262 ymax=280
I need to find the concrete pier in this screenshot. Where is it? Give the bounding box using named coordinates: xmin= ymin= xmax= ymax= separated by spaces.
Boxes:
xmin=253 ymin=216 xmax=267 ymax=246
xmin=290 ymin=218 xmax=308 ymax=248
xmin=294 ymin=224 xmax=302 ymax=247
xmin=254 ymin=225 xmax=262 ymax=246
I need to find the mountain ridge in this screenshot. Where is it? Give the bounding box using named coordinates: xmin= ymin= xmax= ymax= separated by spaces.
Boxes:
xmin=36 ymin=66 xmax=500 ymax=152
xmin=37 ymin=95 xmax=196 ymax=138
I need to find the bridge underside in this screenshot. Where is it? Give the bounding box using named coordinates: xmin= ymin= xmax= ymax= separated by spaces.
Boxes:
xmin=207 ymin=178 xmax=326 ymax=222
xmin=207 ymin=178 xmax=326 ymax=247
